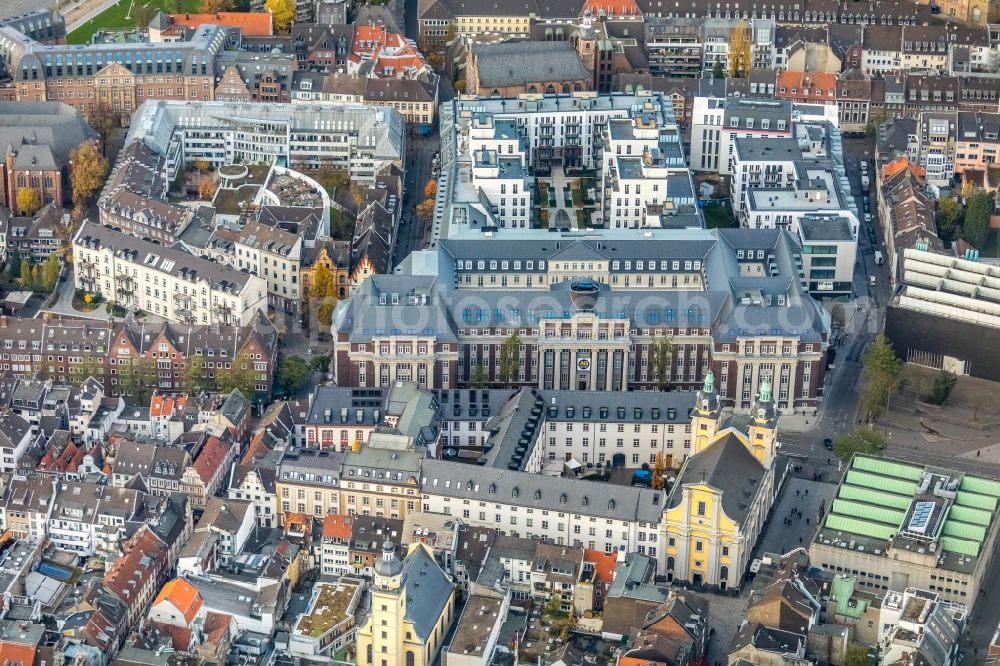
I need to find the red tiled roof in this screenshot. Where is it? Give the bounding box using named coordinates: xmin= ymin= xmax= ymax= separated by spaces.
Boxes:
xmin=323 ymin=514 xmax=353 ymax=540
xmin=584 ymin=549 xmax=617 ymax=583
xmin=0 ymin=642 xmax=36 ymax=666
xmin=203 ymin=611 xmax=232 ymax=644
xmin=152 ymin=578 xmax=203 ymax=626
xmin=192 ymin=436 xmax=231 ymax=485
xmin=104 ymin=529 xmax=167 ymax=607
xmin=164 ymin=12 xmax=273 ymax=36
xmin=151 ymin=621 xmax=194 ymax=652
xmin=582 ymin=0 xmax=642 ymax=16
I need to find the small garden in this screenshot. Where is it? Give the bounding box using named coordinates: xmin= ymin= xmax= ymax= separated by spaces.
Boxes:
xmin=73 ymin=291 xmax=103 ymax=312
xmin=702 ymin=201 xmax=738 ymax=228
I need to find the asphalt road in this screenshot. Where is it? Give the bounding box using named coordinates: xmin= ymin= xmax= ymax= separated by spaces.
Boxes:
xmin=394 ymin=132 xmax=438 ymax=266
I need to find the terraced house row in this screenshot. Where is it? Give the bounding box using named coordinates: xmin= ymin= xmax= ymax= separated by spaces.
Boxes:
xmin=0 ymin=313 xmax=278 ymax=398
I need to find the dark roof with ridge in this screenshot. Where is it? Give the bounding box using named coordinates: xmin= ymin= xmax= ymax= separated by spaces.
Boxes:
xmin=666 ymin=431 xmax=765 ymax=527
xmin=472 ymin=41 xmax=590 ymax=88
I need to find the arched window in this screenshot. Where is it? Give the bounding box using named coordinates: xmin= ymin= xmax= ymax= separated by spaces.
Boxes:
xmin=720 ymin=565 xmax=729 ymax=590
xmin=562 ymin=83 xmax=570 ymax=94
xmin=406 ymin=652 xmax=415 ymax=666
xmin=545 ymin=84 xmax=555 ymax=94
xmin=491 ymin=89 xmax=501 ymax=97
xmin=528 ymin=85 xmax=537 ymax=94
xmin=666 ymin=556 xmax=675 ymax=571
xmin=573 ymin=83 xmax=582 ymax=92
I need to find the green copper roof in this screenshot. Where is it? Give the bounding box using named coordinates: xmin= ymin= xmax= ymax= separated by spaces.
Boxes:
xmin=845 ymin=470 xmax=918 ymax=497
xmin=959 ymin=475 xmax=1000 ymax=497
xmin=837 ymin=485 xmax=912 ymax=511
xmin=830 ymin=577 xmax=868 ymax=619
xmin=851 ymin=456 xmax=923 ymax=481
xmin=831 ymin=499 xmax=905 ymax=527
xmin=824 ymin=514 xmax=896 ymax=541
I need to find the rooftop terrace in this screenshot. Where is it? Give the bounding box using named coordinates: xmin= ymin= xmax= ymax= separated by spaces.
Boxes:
xmin=294 ymin=579 xmax=362 ymax=638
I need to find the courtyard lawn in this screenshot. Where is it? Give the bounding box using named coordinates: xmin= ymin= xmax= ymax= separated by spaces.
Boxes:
xmin=702 ymin=201 xmax=738 ymax=229
xmin=67 ymin=0 xmax=202 ymax=44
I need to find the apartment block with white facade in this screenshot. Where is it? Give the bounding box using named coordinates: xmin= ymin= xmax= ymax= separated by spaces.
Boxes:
xmin=471 ymin=150 xmax=532 ymax=228
xmin=437 ymin=91 xmax=688 ymax=236
xmin=598 ymin=115 xmax=694 ymax=229
xmin=690 ymin=96 xmax=838 ymax=176
xmin=918 ymin=111 xmax=958 ymax=187
xmin=74 ymin=222 xmax=267 ymax=326
xmin=126 ymin=99 xmax=405 ymax=185
xmin=420 ymin=459 xmax=665 ymax=565
xmin=233 ymin=221 xmax=304 ymax=313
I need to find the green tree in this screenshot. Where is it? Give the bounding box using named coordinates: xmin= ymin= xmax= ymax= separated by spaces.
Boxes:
xmin=928 ymin=370 xmax=957 ymax=406
xmin=277 ymin=356 xmax=311 ymax=395
xmin=415 ymin=199 xmax=436 ymax=223
xmin=182 ymin=355 xmax=211 ymax=395
xmin=963 ymin=190 xmax=994 ymax=248
xmin=711 ymin=61 xmax=724 ymax=79
xmin=309 ymin=355 xmax=331 ymax=374
xmin=830 ymin=303 xmax=846 ymax=331
xmin=469 ymin=365 xmax=489 ymax=389
xmin=833 ymin=429 xmax=886 ymax=462
xmin=70 ymin=143 xmax=110 ymax=209
xmin=69 ymin=356 xmax=105 ymax=385
xmin=216 ymin=354 xmax=260 ymax=399
xmin=265 ymin=0 xmax=295 ymax=33
xmin=16 ymin=188 xmax=40 ymax=216
xmin=117 ymin=358 xmax=157 ymax=403
xmin=843 ymin=643 xmax=870 ymax=666
xmin=498 ymin=331 xmax=521 ymax=384
xmin=7 ymin=249 xmax=21 ymax=280
xmin=860 ymin=334 xmax=901 ymax=422
xmin=30 ymin=265 xmax=40 ymax=289
xmin=649 ymin=335 xmax=673 ymax=391
xmin=651 ymin=452 xmax=666 ymax=490
xmin=864 ymin=110 xmax=892 ymax=142
xmin=18 ymin=259 xmax=30 ymax=288
xmin=936 ymin=196 xmax=963 ymax=240
xmin=41 ymin=254 xmax=60 ymax=290
xmin=133 ymin=3 xmax=157 ymax=29
xmin=85 ymin=104 xmax=118 ymax=157
xmin=728 ymin=20 xmax=751 ymax=78
xmin=317 ymin=298 xmax=337 ymax=328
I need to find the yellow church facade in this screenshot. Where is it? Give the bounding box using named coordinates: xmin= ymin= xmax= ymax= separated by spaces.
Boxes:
xmin=661 ymin=372 xmax=783 ymax=591
xmin=357 ymin=540 xmax=456 ymax=666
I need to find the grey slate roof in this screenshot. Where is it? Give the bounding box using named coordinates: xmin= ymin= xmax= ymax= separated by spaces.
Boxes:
xmin=472 ymin=41 xmax=590 ymax=88
xmin=666 ymin=432 xmax=764 ymax=527
xmin=0 ymin=102 xmax=96 ymax=171
xmin=400 ymin=544 xmax=454 ymax=642
xmin=422 ymin=458 xmax=665 ymax=524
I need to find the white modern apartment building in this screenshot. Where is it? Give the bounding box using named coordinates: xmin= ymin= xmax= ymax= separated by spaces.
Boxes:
xmin=690 ymin=96 xmax=838 ymax=176
xmin=471 ymin=150 xmax=532 ymax=228
xmin=233 ymin=221 xmax=303 ymax=313
xmin=126 ymin=100 xmax=406 ymax=184
xmin=598 ymin=115 xmax=693 ymax=229
xmin=918 ymin=112 xmax=957 ymax=187
xmin=437 ymin=91 xmax=692 ymax=236
xmin=74 ymin=222 xmax=267 ymax=326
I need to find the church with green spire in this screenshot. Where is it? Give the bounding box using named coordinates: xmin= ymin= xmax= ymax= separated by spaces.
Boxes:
xmin=659 ymin=375 xmax=786 ymax=591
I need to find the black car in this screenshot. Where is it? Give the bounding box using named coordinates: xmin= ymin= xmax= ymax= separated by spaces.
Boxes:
xmin=823 ymin=438 xmax=834 ymax=450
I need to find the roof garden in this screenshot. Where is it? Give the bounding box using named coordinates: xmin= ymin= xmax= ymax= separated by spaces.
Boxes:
xmin=295 ymin=580 xmax=362 ymax=639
